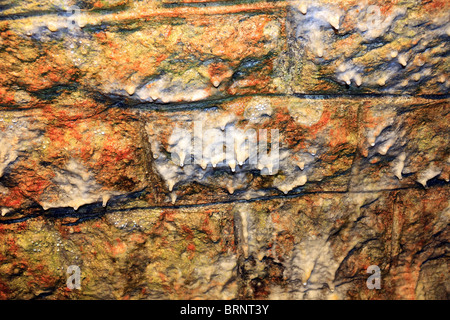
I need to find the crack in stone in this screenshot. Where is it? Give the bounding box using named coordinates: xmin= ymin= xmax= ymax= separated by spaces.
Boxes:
xmin=1 ymin=184 xmax=446 ymax=225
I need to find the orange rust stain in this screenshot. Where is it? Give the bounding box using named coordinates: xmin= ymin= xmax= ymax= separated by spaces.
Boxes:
xmin=421 ymin=0 xmax=448 ymax=12
xmin=208 ymin=62 xmax=232 ymax=86
xmin=187 ymin=243 xmax=196 ymax=259
xmin=272 ymin=213 xmax=280 ymax=224
xmin=1 ymin=187 xmax=25 ymax=208
xmin=7 ymin=237 xmax=19 ymax=255
xmin=308 ymin=110 xmax=332 ymax=137
xmin=129 ymin=233 xmax=146 ymax=244
xmin=93 ymin=1 xmax=103 ymax=8
xmin=107 ymin=238 xmax=127 ymax=256
xmin=0 ymin=87 xmax=15 ymax=104
xmin=94 ymin=31 xmax=108 ymax=42
xmin=329 ymin=124 xmax=351 ymax=148
xmin=187 ymin=243 xmax=196 ymax=252
xmin=158 ymin=272 xmax=168 ymax=283
xmin=181 ymin=225 xmax=194 ymax=240
xmin=156 ymin=53 xmax=168 ymax=64
xmin=161 ymin=209 xmax=176 ymax=222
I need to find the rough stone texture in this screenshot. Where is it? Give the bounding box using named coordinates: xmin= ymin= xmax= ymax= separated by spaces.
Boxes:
xmin=0 ymin=0 xmax=448 ymax=300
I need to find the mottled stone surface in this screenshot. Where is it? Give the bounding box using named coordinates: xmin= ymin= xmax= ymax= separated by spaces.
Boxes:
xmin=0 ymin=0 xmax=448 ymax=300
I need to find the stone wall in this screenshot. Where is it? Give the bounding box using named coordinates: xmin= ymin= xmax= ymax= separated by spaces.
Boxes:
xmin=0 ymin=0 xmax=448 ymax=299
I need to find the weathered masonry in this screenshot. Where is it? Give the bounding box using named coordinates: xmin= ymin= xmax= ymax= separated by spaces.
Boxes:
xmin=0 ymin=0 xmax=448 ymax=300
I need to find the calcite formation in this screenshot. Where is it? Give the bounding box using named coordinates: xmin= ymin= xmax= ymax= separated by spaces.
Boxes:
xmin=0 ymin=0 xmax=448 ymax=300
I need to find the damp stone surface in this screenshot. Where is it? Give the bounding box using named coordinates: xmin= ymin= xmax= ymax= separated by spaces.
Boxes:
xmin=0 ymin=0 xmax=448 ymax=300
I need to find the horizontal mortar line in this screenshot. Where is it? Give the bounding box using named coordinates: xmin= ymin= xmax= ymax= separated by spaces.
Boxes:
xmin=292 ymin=93 xmax=450 ymax=100
xmin=1 ymin=90 xmax=447 ymax=114
xmin=102 ymin=91 xmax=450 ymax=112
xmin=162 ymin=0 xmax=281 ymax=4
xmin=0 ymin=10 xmax=61 ymax=21
xmin=0 ymin=213 xmax=40 ymax=225
xmin=100 ymin=185 xmax=441 ymax=211
xmin=162 ymin=0 xmax=283 ymax=6
xmin=1 ymin=184 xmax=445 ymax=225
xmin=0 ymin=1 xmax=287 ymax=22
